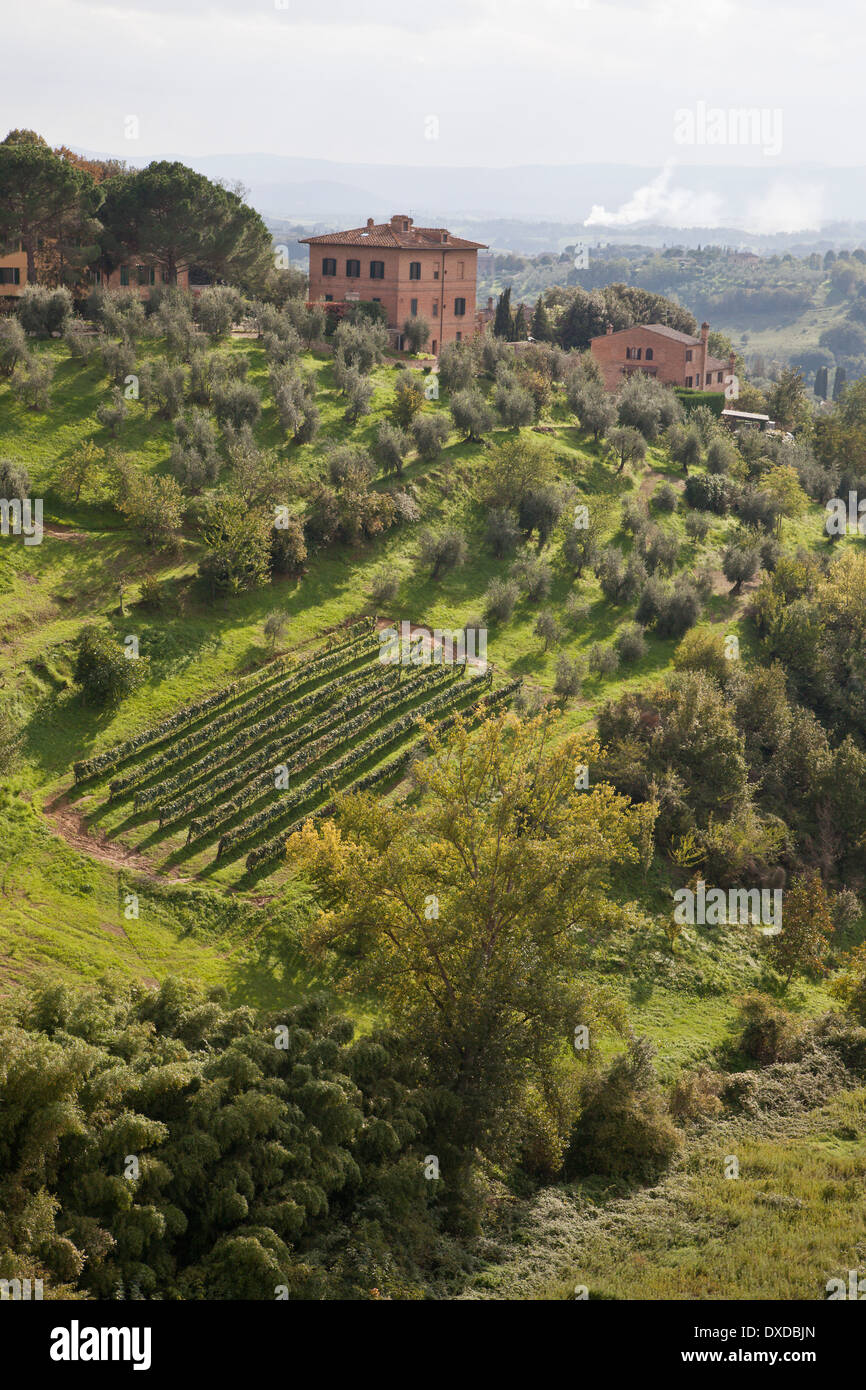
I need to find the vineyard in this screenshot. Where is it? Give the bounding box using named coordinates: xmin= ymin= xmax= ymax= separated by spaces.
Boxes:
xmin=70 ymin=618 xmax=521 ymax=885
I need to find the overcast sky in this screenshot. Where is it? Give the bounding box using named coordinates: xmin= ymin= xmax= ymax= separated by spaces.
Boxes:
xmin=4 ymin=0 xmax=861 ymax=173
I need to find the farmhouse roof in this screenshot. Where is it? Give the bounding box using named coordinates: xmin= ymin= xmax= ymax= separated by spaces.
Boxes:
xmin=300 ymin=216 xmax=486 ymax=251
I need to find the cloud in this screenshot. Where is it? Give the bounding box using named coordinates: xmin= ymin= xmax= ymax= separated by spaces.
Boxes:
xmin=583 ymin=162 xmax=725 ymax=228
xmin=741 ymin=181 xmax=824 ymax=233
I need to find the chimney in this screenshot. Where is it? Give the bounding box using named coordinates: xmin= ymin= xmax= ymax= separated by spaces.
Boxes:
xmin=487 ymin=296 xmax=493 ymax=310
xmin=366 ymin=218 xmax=374 ymax=228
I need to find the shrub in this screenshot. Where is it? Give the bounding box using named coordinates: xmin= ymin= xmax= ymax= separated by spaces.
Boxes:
xmin=418 ymin=526 xmax=467 ymax=579
xmin=485 ymin=506 xmax=521 ymax=558
xmin=484 ymin=577 xmax=519 ymax=623
xmin=654 ymin=482 xmax=678 ymax=513
xmin=510 ymin=553 xmax=552 ymax=602
xmin=588 ymin=643 xmax=619 ymax=677
xmin=0 ymin=317 xmax=30 ymax=377
xmin=371 ymin=568 xmax=400 ymax=606
xmin=669 ymin=1067 xmax=724 ymax=1123
xmin=96 ymin=387 xmax=128 ymax=436
xmin=213 ymin=379 xmax=261 ymax=431
xmin=673 ymin=627 xmax=729 ymax=683
xmin=412 ymin=412 xmax=449 ymax=461
xmin=554 ymin=652 xmax=584 ymax=697
xmin=685 ymin=472 xmax=732 ymax=515
xmin=73 ymin=625 xmax=147 ymax=706
xmin=138 ymin=574 xmax=164 ymax=610
xmin=437 ymin=340 xmax=476 ymax=393
xmin=450 ymin=388 xmax=494 ymax=440
xmin=564 ymin=593 xmax=590 ymax=627
xmin=534 ymin=609 xmax=560 ymax=650
xmin=270 ymin=514 xmax=307 ymax=576
xmin=16 ymin=285 xmax=73 ymax=336
xmin=374 ymin=420 xmax=410 ymax=477
xmin=615 ymin=624 xmax=647 ymax=663
xmin=401 ymin=315 xmax=430 ymax=354
xmin=655 ymin=578 xmax=701 ymax=639
xmin=734 ymin=993 xmax=803 ymax=1065
xmin=563 ymin=1038 xmax=682 ymax=1182
xmin=196 ymin=285 xmax=243 ymax=338
xmin=684 ymin=510 xmax=711 ymax=542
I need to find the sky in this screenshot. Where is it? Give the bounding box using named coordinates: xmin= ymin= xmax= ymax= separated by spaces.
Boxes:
xmin=5 ymin=0 xmax=861 ymax=169
xmin=3 ymin=0 xmax=863 ymax=233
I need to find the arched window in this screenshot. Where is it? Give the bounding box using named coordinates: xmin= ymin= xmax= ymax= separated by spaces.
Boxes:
xmin=645 ymin=347 xmax=654 ymax=361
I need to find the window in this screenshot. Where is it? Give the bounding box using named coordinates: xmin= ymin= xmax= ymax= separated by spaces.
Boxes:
xmin=695 ymin=373 xmax=701 ymax=386
xmin=322 ymin=257 xmax=337 ymax=276
xmin=324 ymin=294 xmax=333 ymax=302
xmin=120 ymin=266 xmax=130 ymax=286
xmin=685 ymin=349 xmax=693 ymax=362
xmin=370 ymin=261 xmax=385 ymax=279
xmin=0 ymin=267 xmax=21 ymax=285
xmin=410 ymin=298 xmax=418 ymax=316
xmin=161 ymin=270 xmax=170 ymax=284
xmin=645 ymin=348 xmax=653 ymax=361
xmin=409 ymin=261 xmax=421 ymax=280
xmin=433 ymin=268 xmax=440 ymax=280
xmin=456 ymin=331 xmax=462 ymax=342
xmin=685 ymin=375 xmax=693 ymax=387
xmin=717 ymin=371 xmax=723 ymax=383
xmin=454 ymin=297 xmax=466 ymax=316
xmin=372 ymin=296 xmax=381 ymax=303
xmin=432 ymin=301 xmax=438 ymax=317
xmin=137 ymin=265 xmax=154 ymax=286
xmin=346 ymin=259 xmax=360 ymax=278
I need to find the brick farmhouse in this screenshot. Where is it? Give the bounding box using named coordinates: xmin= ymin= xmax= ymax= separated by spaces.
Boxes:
xmin=301 ymin=214 xmax=487 ymax=354
xmin=590 ymin=321 xmax=738 ymax=398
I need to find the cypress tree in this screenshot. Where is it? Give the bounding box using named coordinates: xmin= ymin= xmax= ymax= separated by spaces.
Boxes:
xmin=493 ymin=287 xmax=513 ymax=340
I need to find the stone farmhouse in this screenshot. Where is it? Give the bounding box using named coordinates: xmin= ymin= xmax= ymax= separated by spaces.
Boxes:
xmin=301 ymin=214 xmax=487 ymax=354
xmin=590 ymin=320 xmax=738 ymax=397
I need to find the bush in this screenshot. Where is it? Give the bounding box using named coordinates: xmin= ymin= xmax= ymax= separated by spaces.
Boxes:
xmin=374 ymin=421 xmax=410 ymax=477
xmin=534 ymin=609 xmax=560 ymax=649
xmin=564 ymin=593 xmax=590 ymax=627
xmin=673 ymin=627 xmax=729 ymax=683
xmin=418 ymin=526 xmax=467 ymax=580
xmin=138 ymin=574 xmax=164 ymax=610
xmin=655 ymin=578 xmax=701 ymax=639
xmin=588 ymin=643 xmax=619 ymax=677
xmin=734 ymin=993 xmax=803 ymax=1065
xmin=510 ymin=553 xmax=552 ymax=602
xmin=412 ymin=412 xmax=449 ymax=461
xmin=401 ymin=315 xmax=430 ymax=354
xmin=213 ymin=380 xmax=261 ymax=431
xmin=96 ymin=387 xmax=128 ymax=436
xmin=685 ymin=472 xmax=732 ymax=515
xmin=0 ymin=458 xmax=32 ymax=498
xmin=654 ymin=482 xmax=678 ymax=513
xmin=554 ymin=652 xmax=584 ymax=697
xmin=437 ymin=340 xmax=477 ymax=393
xmin=484 ymin=577 xmax=519 ymax=623
xmin=684 ymin=510 xmax=711 ymax=542
xmin=615 ymin=624 xmax=647 ymax=663
xmin=485 ymin=507 xmax=521 ymax=558
xmin=10 ymin=356 xmax=53 ymax=410
xmin=669 ymin=1067 xmax=724 ymax=1123
xmin=269 ymin=514 xmax=307 ymax=576
xmin=0 ymin=317 xmax=30 ymax=377
xmin=450 ymin=388 xmax=494 ymax=440
xmin=73 ymin=625 xmax=147 ymax=706
xmin=196 ymin=285 xmax=243 ymax=338
xmin=371 ymin=568 xmax=400 ymax=606
xmin=563 ymin=1038 xmax=681 ymax=1182
xmin=16 ymin=285 xmax=73 ymax=336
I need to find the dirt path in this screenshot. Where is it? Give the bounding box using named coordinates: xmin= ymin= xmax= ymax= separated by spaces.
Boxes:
xmin=45 ymin=796 xmax=185 ymax=883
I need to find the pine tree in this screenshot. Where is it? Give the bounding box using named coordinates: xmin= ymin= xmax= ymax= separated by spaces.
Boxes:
xmin=833 ymin=365 xmax=848 ymax=401
xmin=768 ymin=871 xmax=833 ymax=991
xmin=512 ymin=303 xmax=528 ymax=341
xmin=493 ymin=287 xmax=513 ymax=340
xmin=814 ymin=365 xmax=829 ymax=400
xmin=531 ymin=296 xmax=553 ymax=342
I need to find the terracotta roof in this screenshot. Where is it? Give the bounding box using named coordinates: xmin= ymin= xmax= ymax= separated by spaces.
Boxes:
xmin=300 ymin=218 xmax=486 ymax=251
